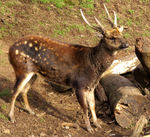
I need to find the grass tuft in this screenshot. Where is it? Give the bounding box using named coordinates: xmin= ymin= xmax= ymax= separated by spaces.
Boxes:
xmin=32 ymin=0 xmax=94 ymax=9
xmin=0 ymin=89 xmax=10 ymax=97
xmin=1 ymin=104 xmax=7 ymax=110
xmin=0 ymin=113 xmax=8 ymax=120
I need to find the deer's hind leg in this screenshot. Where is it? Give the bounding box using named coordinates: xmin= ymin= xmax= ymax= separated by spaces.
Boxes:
xmin=9 ymin=72 xmax=35 ymax=123
xmin=21 ymin=74 xmax=37 ymax=115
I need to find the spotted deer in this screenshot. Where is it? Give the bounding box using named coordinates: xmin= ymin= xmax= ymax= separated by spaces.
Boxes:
xmin=9 ymin=5 xmax=128 ymax=133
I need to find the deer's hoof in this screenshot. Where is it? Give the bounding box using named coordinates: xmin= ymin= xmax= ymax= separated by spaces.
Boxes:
xmin=9 ymin=115 xmax=16 ymax=123
xmin=28 ymin=109 xmax=35 ymax=115
xmin=87 ymin=125 xmax=94 ymax=133
xmin=94 ymin=121 xmax=102 ymax=129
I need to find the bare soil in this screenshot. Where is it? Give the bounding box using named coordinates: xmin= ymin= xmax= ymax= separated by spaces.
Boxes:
xmin=0 ymin=0 xmax=150 ymax=137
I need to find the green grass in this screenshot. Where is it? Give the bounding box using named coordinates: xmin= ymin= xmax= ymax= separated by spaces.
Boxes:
xmin=32 ymin=0 xmax=66 ymax=8
xmin=135 ymin=20 xmax=141 ymax=26
xmin=0 ymin=26 xmax=6 ymax=33
xmin=143 ymin=30 xmax=150 ymax=37
xmin=140 ymin=0 xmax=150 ymax=3
xmin=53 ymin=24 xmax=86 ymax=37
xmin=5 ymin=1 xmax=18 ymax=7
xmin=0 ymin=1 xmax=2 ymax=7
xmin=80 ymin=0 xmax=94 ymax=9
xmin=39 ymin=21 xmax=45 ymax=27
xmin=40 ymin=117 xmax=45 ymax=122
xmin=32 ymin=0 xmax=94 ymax=9
xmin=128 ymin=9 xmax=134 ymax=14
xmin=124 ymin=33 xmax=132 ymax=38
xmin=0 ymin=89 xmax=10 ymax=97
xmin=0 ymin=49 xmax=4 ymax=55
xmin=47 ymin=7 xmax=51 ymax=11
xmin=126 ymin=19 xmax=133 ymax=26
xmin=1 ymin=104 xmax=7 ymax=110
xmin=32 ymin=0 xmax=51 ymax=3
xmin=0 ymin=7 xmax=8 ymax=15
xmin=0 ymin=113 xmax=8 ymax=120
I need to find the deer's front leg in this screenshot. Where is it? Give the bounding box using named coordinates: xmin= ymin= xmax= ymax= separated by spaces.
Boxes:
xmin=75 ymin=89 xmax=94 ymax=133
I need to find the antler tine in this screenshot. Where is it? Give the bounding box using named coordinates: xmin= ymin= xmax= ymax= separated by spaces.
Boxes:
xmin=114 ymin=11 xmax=117 ymax=27
xmin=80 ymin=9 xmax=99 ymax=31
xmin=94 ymin=16 xmax=105 ymax=33
xmin=103 ymin=4 xmax=114 ymax=27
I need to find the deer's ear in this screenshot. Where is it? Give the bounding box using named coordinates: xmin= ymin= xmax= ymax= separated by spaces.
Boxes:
xmin=119 ymin=26 xmax=124 ymax=33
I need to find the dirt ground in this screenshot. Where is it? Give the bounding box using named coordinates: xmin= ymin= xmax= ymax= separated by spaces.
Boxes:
xmin=0 ymin=0 xmax=150 ymax=137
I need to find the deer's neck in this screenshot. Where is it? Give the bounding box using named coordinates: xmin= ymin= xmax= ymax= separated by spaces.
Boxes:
xmin=90 ymin=40 xmax=115 ymax=74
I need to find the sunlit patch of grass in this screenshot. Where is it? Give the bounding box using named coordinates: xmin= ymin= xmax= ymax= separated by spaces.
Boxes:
xmin=140 ymin=0 xmax=150 ymax=3
xmin=143 ymin=30 xmax=150 ymax=37
xmin=80 ymin=0 xmax=94 ymax=9
xmin=40 ymin=117 xmax=45 ymax=122
xmin=52 ymin=0 xmax=65 ymax=8
xmin=32 ymin=0 xmax=65 ymax=8
xmin=0 ymin=49 xmax=4 ymax=55
xmin=32 ymin=0 xmax=94 ymax=9
xmin=32 ymin=0 xmax=50 ymax=3
xmin=47 ymin=7 xmax=51 ymax=11
xmin=53 ymin=24 xmax=87 ymax=37
xmin=0 ymin=113 xmax=8 ymax=120
xmin=70 ymin=24 xmax=86 ymax=31
xmin=0 ymin=7 xmax=8 ymax=15
xmin=124 ymin=33 xmax=132 ymax=38
xmin=126 ymin=19 xmax=133 ymax=26
xmin=128 ymin=9 xmax=134 ymax=15
xmin=5 ymin=1 xmax=19 ymax=7
xmin=39 ymin=21 xmax=45 ymax=27
xmin=1 ymin=104 xmax=7 ymax=110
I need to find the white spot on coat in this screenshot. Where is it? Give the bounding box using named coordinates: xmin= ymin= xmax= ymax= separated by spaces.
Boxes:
xmin=15 ymin=50 xmax=19 ymax=55
xmin=29 ymin=43 xmax=33 ymax=47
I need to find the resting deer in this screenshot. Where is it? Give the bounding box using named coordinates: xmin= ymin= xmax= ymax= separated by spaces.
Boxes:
xmin=9 ymin=4 xmax=128 ymax=133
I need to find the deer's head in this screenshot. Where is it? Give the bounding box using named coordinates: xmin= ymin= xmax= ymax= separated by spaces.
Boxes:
xmin=80 ymin=4 xmax=128 ymax=51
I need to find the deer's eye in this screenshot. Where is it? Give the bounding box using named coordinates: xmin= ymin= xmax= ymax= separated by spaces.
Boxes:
xmin=110 ymin=37 xmax=115 ymax=41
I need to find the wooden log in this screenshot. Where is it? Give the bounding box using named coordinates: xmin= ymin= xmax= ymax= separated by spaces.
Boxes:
xmin=96 ymin=53 xmax=139 ymax=103
xmin=135 ymin=37 xmax=150 ymax=75
xmin=95 ymin=83 xmax=108 ymax=102
xmin=100 ymin=74 xmax=150 ymax=128
xmin=133 ymin=64 xmax=150 ymax=87
xmin=131 ymin=115 xmax=148 ymax=137
xmin=101 ymin=53 xmax=140 ymax=78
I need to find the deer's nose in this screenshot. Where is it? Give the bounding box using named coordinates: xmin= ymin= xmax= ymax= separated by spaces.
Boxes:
xmin=120 ymin=43 xmax=129 ymax=49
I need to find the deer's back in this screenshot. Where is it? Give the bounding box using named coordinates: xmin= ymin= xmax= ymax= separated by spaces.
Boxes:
xmin=9 ymin=35 xmax=93 ymax=86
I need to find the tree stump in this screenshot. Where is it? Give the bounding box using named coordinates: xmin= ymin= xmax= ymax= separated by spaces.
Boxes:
xmin=100 ymin=74 xmax=150 ymax=128
xmin=135 ymin=37 xmax=150 ymax=75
